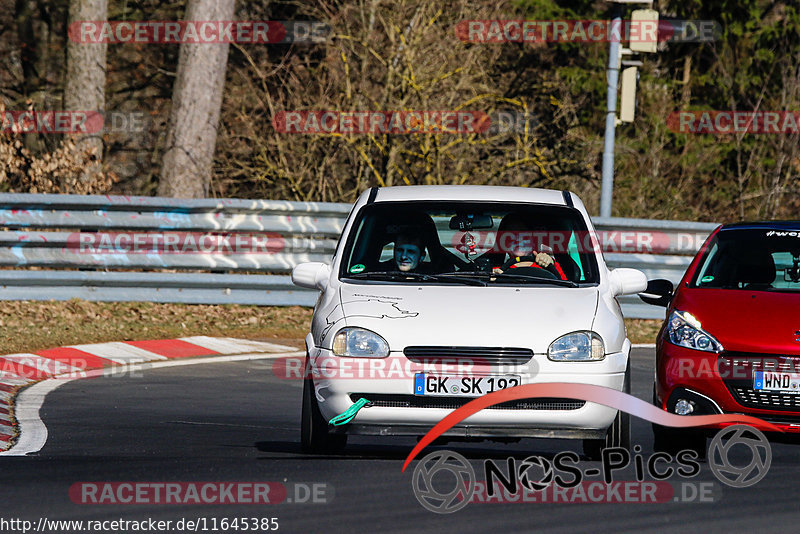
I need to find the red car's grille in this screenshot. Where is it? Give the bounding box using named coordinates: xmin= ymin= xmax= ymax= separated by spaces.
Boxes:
xmin=720 ymin=352 xmax=800 ymax=412
xmin=720 ymin=356 xmax=800 ymax=373
xmin=730 ymin=387 xmax=800 ymax=410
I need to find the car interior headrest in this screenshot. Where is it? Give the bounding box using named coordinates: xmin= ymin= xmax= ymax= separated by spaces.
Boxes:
xmin=733 ymin=251 xmax=776 ymax=285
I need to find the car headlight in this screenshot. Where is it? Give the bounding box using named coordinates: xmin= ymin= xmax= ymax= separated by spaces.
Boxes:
xmin=666 ymin=310 xmax=723 ymax=353
xmin=548 ymin=331 xmax=605 ymax=361
xmin=332 ymin=327 xmax=390 ymax=358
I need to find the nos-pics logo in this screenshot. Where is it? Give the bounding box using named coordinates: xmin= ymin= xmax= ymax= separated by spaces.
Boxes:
xmin=411 ymin=425 xmax=772 ymax=514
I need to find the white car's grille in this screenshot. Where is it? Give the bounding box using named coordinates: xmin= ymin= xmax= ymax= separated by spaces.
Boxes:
xmin=349 ymin=394 xmax=584 ymax=411
xmin=403 ymin=346 xmax=534 ymax=365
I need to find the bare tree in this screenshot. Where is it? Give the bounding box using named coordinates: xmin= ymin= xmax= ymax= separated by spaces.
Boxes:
xmin=64 ymin=0 xmax=107 ymax=182
xmin=215 ymin=0 xmax=574 ymax=203
xmin=158 ymin=0 xmax=235 ymax=198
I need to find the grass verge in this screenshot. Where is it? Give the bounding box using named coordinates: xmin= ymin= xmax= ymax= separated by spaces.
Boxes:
xmin=625 ymin=319 xmax=663 ymax=345
xmin=0 ymin=300 xmax=313 ymax=354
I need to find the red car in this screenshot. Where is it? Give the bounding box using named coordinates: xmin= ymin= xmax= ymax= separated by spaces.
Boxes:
xmin=642 ymin=222 xmax=800 ymax=455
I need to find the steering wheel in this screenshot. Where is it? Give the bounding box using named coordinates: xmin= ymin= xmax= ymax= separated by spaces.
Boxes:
xmin=499 ymin=255 xmax=558 ymax=279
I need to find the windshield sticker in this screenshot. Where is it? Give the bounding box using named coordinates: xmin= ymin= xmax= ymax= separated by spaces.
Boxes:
xmin=350 ymin=264 xmax=366 ymax=273
xmin=701 ymin=275 xmax=715 ymax=283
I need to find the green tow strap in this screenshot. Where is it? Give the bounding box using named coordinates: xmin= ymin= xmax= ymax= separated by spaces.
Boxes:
xmin=329 ymin=398 xmax=372 ymax=426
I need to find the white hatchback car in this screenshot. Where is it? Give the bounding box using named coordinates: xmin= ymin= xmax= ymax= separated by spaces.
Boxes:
xmin=292 ymin=185 xmax=647 ymax=457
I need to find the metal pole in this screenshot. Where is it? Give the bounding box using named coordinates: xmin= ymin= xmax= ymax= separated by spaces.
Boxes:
xmin=600 ymin=7 xmax=622 ymax=218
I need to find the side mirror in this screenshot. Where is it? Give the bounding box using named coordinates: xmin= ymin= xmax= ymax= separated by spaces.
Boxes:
xmin=609 ymin=268 xmax=648 ymax=296
xmin=291 ymin=262 xmax=331 ymax=291
xmin=639 ymin=279 xmax=674 ymax=307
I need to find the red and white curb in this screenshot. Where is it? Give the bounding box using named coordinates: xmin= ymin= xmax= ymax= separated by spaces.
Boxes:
xmin=0 ymin=337 xmax=302 ymax=452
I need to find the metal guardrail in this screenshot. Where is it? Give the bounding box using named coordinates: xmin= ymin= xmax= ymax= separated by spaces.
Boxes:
xmin=594 ymin=216 xmax=719 ymax=319
xmin=0 ymin=194 xmax=719 ymax=319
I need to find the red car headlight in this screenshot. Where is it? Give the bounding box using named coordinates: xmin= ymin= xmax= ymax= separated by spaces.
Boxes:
xmin=666 ymin=310 xmax=723 ymax=353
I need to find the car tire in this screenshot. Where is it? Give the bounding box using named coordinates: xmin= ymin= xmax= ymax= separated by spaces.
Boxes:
xmin=301 ymin=363 xmax=347 ymax=454
xmin=651 ymin=386 xmax=707 ymax=460
xmin=583 ymin=360 xmax=631 ymax=461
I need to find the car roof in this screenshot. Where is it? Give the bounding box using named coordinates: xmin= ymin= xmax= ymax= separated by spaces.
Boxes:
xmin=370 ymin=185 xmax=573 ymax=205
xmin=719 ymin=221 xmax=800 ymax=232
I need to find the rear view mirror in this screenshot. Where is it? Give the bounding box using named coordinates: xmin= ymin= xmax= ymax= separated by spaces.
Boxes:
xmin=449 ymin=213 xmax=494 ymax=231
xmin=639 ymin=279 xmax=674 ymax=307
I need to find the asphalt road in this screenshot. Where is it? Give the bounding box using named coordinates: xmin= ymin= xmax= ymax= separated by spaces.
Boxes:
xmin=1 ymin=348 xmax=800 ymax=533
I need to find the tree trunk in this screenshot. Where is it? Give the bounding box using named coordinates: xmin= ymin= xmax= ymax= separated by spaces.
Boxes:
xmin=158 ymin=0 xmax=235 ymax=198
xmin=17 ymin=0 xmax=55 ymax=154
xmin=64 ymin=0 xmax=107 ymax=181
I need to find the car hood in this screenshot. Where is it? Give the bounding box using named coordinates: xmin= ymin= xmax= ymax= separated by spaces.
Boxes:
xmin=674 ymin=288 xmax=800 ymax=354
xmin=338 ymin=284 xmax=599 ymax=353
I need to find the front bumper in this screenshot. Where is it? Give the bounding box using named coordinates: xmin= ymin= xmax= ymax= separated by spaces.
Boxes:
xmin=655 ymin=336 xmax=800 ymax=433
xmin=308 ymin=346 xmax=627 ymax=438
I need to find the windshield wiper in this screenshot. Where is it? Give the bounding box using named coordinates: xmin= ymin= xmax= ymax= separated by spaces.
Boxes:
xmin=348 ymin=271 xmax=434 ymax=281
xmin=346 ymin=271 xmax=486 ymax=286
xmin=439 ymin=271 xmax=579 ymax=287
xmin=490 ymin=272 xmax=579 ymax=287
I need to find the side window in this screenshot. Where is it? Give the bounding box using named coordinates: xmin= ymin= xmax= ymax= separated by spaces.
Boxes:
xmin=334 ymin=206 xmax=358 ymax=260
xmin=694 ymin=241 xmax=719 ymax=286
xmin=379 ymin=243 xmax=394 ymax=261
xmin=566 ymin=231 xmax=585 ymax=281
xmin=432 ymin=215 xmax=457 ymax=257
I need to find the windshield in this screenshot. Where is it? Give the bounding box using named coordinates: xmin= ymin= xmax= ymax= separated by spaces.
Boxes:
xmin=339 ymin=201 xmax=599 ymax=285
xmin=692 ymin=227 xmax=800 ymax=292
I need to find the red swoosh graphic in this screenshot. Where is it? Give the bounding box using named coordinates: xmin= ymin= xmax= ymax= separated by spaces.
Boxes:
xmin=401 ymin=383 xmax=783 ymax=472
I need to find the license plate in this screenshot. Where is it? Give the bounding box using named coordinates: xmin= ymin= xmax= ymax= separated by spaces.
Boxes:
xmin=413 ymin=373 xmax=521 ymax=397
xmin=754 ymin=371 xmax=800 ymax=393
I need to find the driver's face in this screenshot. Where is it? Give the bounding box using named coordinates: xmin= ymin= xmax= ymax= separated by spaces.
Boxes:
xmin=501 ymin=229 xmax=533 ymax=257
xmin=394 ymin=243 xmax=421 ymax=271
